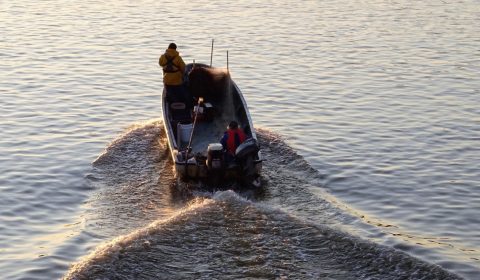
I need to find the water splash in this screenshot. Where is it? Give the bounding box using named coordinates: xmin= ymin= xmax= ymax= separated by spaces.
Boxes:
xmin=64 ymin=122 xmax=460 ymax=279
xmin=65 ymin=191 xmax=459 ymax=280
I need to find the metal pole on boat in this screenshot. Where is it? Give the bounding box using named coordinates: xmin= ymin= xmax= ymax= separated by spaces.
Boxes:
xmin=210 ymin=39 xmax=214 ymax=67
xmin=227 ymin=50 xmax=229 ymax=74
xmin=186 ymin=97 xmax=204 ymax=160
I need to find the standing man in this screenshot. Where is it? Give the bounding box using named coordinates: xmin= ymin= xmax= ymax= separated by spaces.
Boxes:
xmin=159 ymin=43 xmax=188 ymax=105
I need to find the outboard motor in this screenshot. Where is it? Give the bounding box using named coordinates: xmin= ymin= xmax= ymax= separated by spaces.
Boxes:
xmin=235 ymin=138 xmax=260 ymax=186
xmin=207 ymin=143 xmax=225 ymax=186
xmin=235 ymin=138 xmax=259 ymax=160
xmin=207 ymin=143 xmax=224 ymax=170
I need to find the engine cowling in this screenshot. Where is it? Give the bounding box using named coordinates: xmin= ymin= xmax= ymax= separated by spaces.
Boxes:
xmin=207 ymin=143 xmax=224 ymax=170
xmin=235 ymin=138 xmax=259 ymax=160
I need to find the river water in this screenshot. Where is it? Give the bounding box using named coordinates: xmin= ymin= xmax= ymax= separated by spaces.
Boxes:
xmin=1 ymin=0 xmax=479 ymax=279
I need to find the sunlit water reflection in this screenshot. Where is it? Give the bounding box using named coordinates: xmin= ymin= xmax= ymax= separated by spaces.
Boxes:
xmin=1 ymin=0 xmax=479 ymax=279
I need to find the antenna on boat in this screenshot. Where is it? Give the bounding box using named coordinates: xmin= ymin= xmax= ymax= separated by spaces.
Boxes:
xmin=210 ymin=39 xmax=214 ymax=67
xmin=227 ymin=50 xmax=229 ymax=74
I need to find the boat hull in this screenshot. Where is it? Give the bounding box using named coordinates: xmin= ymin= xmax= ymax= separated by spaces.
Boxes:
xmin=162 ymin=64 xmax=262 ymax=188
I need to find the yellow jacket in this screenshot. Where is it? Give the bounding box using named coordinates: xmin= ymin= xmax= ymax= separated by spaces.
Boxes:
xmin=159 ymin=48 xmax=186 ymax=86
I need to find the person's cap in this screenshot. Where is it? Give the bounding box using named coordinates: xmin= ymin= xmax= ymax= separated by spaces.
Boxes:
xmin=168 ymin=43 xmax=177 ymax=49
xmin=228 ymin=121 xmax=238 ymax=129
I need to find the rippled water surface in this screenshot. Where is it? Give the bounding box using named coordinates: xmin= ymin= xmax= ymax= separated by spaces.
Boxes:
xmin=1 ymin=0 xmax=479 ymax=279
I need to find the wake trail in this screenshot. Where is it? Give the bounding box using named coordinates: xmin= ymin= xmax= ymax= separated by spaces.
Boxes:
xmin=64 ymin=120 xmax=461 ymax=280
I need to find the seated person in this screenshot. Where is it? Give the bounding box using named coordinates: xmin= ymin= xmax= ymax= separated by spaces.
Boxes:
xmin=220 ymin=121 xmax=246 ymax=162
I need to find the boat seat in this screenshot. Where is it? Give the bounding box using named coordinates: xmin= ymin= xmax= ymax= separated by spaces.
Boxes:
xmin=171 ymin=102 xmax=186 ymax=110
xmin=170 ymin=102 xmax=191 ymax=122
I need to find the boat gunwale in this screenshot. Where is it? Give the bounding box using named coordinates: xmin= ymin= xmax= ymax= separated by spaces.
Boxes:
xmin=161 ymin=63 xmax=261 ymax=178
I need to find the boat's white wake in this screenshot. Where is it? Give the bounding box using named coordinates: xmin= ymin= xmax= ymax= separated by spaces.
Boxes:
xmin=65 ymin=121 xmax=461 ymax=280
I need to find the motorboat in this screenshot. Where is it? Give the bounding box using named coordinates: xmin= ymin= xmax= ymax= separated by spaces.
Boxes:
xmin=162 ymin=63 xmax=262 ymax=188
